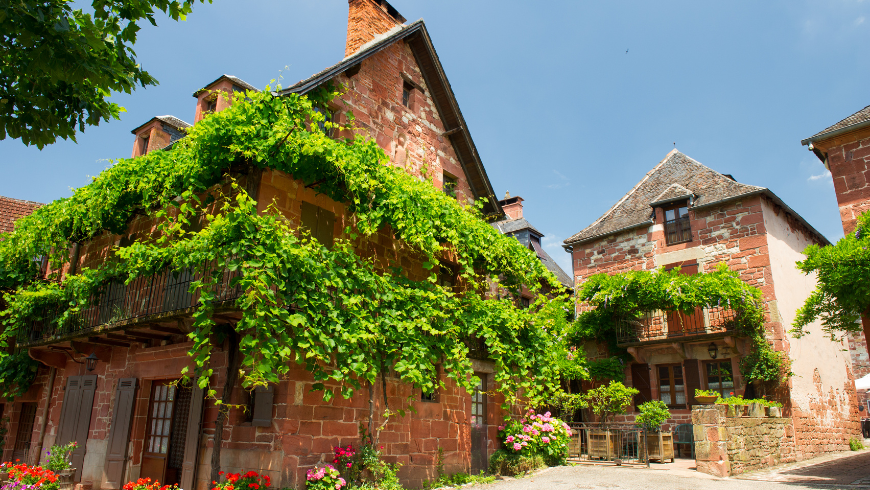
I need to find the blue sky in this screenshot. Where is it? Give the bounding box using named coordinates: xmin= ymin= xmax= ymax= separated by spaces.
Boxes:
xmin=2 ymin=0 xmax=868 ymax=274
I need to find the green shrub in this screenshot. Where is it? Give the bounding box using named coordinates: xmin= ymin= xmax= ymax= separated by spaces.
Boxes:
xmin=488 ymin=449 xmax=545 ymax=476
xmin=635 ymin=401 xmax=670 ymax=432
xmin=850 ymin=438 xmax=864 ymax=451
xmin=580 ymin=381 xmax=638 ymax=424
xmin=424 ymin=472 xmax=495 ymax=489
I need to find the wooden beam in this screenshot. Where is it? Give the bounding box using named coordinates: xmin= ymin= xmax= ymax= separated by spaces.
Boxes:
xmin=70 ymin=341 xmax=113 ymax=361
xmin=29 ymin=348 xmax=69 ymax=369
xmin=442 ymin=126 xmax=463 ymax=137
xmin=107 ymin=334 xmax=145 ymax=343
xmin=87 ymin=337 xmax=131 ymax=348
xmin=147 ymin=326 xmax=184 ymax=335
xmin=123 ymin=330 xmax=170 ymax=341
xmin=626 ymin=346 xmax=647 ymax=364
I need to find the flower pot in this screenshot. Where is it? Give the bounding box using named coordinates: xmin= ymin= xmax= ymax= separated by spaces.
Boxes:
xmin=588 ymin=429 xmax=621 ymax=460
xmin=644 ymin=431 xmax=675 ymax=463
xmin=769 ymin=406 xmax=782 ymax=418
xmin=748 ymin=403 xmax=765 ymax=418
xmin=57 ymin=469 xmax=75 ymax=490
xmin=695 ymin=395 xmax=718 ymax=405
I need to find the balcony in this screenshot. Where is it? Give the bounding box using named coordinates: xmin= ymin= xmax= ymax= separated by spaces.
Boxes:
xmin=615 ymin=307 xmax=738 ymax=346
xmin=17 ymin=264 xmax=243 ymax=348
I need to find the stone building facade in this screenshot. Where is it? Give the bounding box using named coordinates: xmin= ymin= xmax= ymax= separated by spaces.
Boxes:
xmin=3 ymin=2 xmax=511 ymax=489
xmin=802 ymin=105 xmax=870 ymax=412
xmin=563 ymin=149 xmax=860 ymax=460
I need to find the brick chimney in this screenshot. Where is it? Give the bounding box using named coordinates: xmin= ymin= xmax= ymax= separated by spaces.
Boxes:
xmin=498 ymin=192 xmax=524 ymax=220
xmin=345 ymin=0 xmax=406 ymax=57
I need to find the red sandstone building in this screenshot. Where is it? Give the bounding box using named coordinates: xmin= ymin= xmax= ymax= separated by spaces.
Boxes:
xmin=563 ymin=149 xmax=860 ymax=459
xmin=1 ymin=2 xmax=523 ymax=489
xmin=802 ymin=105 xmax=870 ymax=412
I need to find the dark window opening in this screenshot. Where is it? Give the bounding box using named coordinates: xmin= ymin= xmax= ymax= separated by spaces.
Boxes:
xmin=658 ymin=364 xmax=686 ymax=408
xmin=402 ymin=81 xmax=414 ymax=107
xmin=205 ymin=98 xmax=217 ymax=114
xmin=141 ymin=135 xmax=150 ymax=155
xmin=664 ymin=203 xmax=692 ymax=245
xmin=313 ymin=106 xmax=335 ymax=137
xmin=705 ymin=361 xmax=735 ymax=398
xmin=443 ymin=173 xmax=458 ymax=198
xmin=520 ymin=297 xmax=531 ymax=309
xmin=300 ymin=201 xmax=335 ymax=249
xmin=438 ymin=265 xmax=456 ymax=290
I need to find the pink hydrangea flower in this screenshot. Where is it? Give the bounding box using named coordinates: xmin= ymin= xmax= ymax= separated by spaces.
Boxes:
xmin=513 ymin=442 xmax=522 ymax=451
xmin=506 ymin=435 xmax=515 ymax=443
xmin=542 ymin=437 xmax=550 ymax=443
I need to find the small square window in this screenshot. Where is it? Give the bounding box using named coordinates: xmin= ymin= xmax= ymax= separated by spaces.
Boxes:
xmin=520 ymin=297 xmax=530 ymax=309
xmin=402 ymin=81 xmax=413 ymax=107
xmin=206 ymin=98 xmax=217 ymax=114
xmin=421 ymin=390 xmax=437 ymax=402
xmin=313 ymin=106 xmax=335 ymax=137
xmin=443 ymin=173 xmax=458 ymax=198
xmin=141 ymin=135 xmax=150 ymax=155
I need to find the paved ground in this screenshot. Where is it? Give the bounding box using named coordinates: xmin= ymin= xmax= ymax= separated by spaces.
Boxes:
xmin=460 ymin=451 xmax=870 ymax=490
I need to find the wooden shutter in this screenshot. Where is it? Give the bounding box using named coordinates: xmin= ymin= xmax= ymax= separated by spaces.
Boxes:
xmin=631 ymin=363 xmax=652 ymax=411
xmin=104 ymin=378 xmax=137 ymax=489
xmin=684 ymin=359 xmax=701 ymax=407
xmin=180 ymin=384 xmax=205 ymax=490
xmin=301 ymin=201 xmax=318 ymax=236
xmin=57 ymin=375 xmax=97 ymax=482
xmin=317 ymin=210 xmax=335 ymax=250
xmin=251 ymin=386 xmax=274 ymax=427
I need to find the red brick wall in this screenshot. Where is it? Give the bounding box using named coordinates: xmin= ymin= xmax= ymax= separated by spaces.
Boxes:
xmin=825 ymin=132 xmax=870 ymax=235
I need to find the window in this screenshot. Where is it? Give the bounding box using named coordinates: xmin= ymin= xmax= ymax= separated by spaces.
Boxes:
xmin=313 ymin=106 xmax=335 ymax=137
xmin=402 ymin=81 xmax=414 ymax=107
xmin=438 ymin=265 xmax=456 ymax=290
xmin=705 ymin=360 xmax=735 ymax=398
xmin=658 ymin=364 xmax=686 ymax=408
xmin=206 ymin=98 xmax=217 ymax=114
xmin=141 ymin=135 xmax=150 ymax=155
xmin=520 ymin=297 xmax=530 ymax=309
xmin=300 ymin=201 xmax=335 ymax=249
xmin=664 ymin=203 xmax=692 ymax=245
xmin=443 ymin=173 xmax=458 ymax=198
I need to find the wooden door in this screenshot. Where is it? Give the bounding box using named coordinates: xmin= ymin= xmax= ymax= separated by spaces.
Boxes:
xmin=470 ymin=373 xmax=488 ymax=472
xmin=141 ymin=381 xmax=177 ymax=484
xmin=11 ymin=403 xmax=37 ymax=463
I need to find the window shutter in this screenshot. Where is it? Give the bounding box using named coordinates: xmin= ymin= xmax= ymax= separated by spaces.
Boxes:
xmin=684 ymin=359 xmax=701 ymax=407
xmin=57 ymin=375 xmax=97 ymax=482
xmin=180 ymin=384 xmax=205 ymax=490
xmin=631 ymin=363 xmax=652 ymax=411
xmin=104 ymin=378 xmax=137 ymax=489
xmin=300 ymin=201 xmax=318 ymax=237
xmin=251 ymin=386 xmax=274 ymax=427
xmin=317 ymin=210 xmax=335 ymax=250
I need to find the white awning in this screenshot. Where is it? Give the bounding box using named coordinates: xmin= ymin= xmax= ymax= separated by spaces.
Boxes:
xmin=856 ymin=373 xmax=870 ymax=391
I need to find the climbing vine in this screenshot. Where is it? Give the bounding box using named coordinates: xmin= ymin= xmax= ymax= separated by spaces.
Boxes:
xmin=0 ymin=85 xmax=571 ymax=408
xmin=0 ymin=350 xmax=39 ymax=400
xmin=793 ymin=210 xmax=870 ymax=339
xmin=573 ymin=264 xmax=790 ymax=383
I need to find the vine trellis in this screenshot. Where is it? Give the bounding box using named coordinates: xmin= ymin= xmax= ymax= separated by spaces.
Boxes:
xmin=0 ymin=85 xmax=573 ymax=409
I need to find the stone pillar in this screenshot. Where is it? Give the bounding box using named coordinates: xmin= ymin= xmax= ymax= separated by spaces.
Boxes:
xmin=692 ymin=405 xmax=730 ymax=477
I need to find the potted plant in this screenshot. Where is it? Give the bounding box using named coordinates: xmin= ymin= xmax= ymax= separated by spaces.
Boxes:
xmin=43 ymin=441 xmax=77 ymax=490
xmin=694 ymin=388 xmax=719 ymax=405
xmin=580 ymin=381 xmax=639 ymax=460
xmin=635 ymin=400 xmax=675 ymax=462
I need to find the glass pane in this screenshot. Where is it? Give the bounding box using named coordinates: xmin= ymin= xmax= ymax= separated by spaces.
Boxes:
xmin=152 ymin=401 xmax=159 ymax=417
xmin=167 ymin=386 xmax=176 ymax=401
xmin=157 ymin=402 xmax=165 ymax=419
xmin=665 ymin=209 xmax=675 ymax=221
xmin=658 ymin=366 xmax=670 ymax=383
xmin=660 ymin=390 xmax=671 ymax=405
xmin=160 ymin=437 xmax=168 ymax=453
xmin=165 ymin=401 xmax=173 ymax=418
xmin=678 ymin=207 xmax=688 ymax=218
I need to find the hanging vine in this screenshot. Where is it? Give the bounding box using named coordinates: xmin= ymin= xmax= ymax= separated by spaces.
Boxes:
xmin=0 ymin=85 xmax=573 ymax=408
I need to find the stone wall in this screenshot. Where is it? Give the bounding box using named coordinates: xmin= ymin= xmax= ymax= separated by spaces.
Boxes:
xmin=692 ymin=404 xmax=792 ymax=477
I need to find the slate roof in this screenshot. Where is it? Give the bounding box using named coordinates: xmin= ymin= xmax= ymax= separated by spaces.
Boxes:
xmin=280 ymin=19 xmax=502 ymax=217
xmin=492 ymin=217 xmax=572 ymax=288
xmin=0 ymin=196 xmax=42 ymax=234
xmin=130 ymin=115 xmax=191 ymax=135
xmin=564 ymin=149 xmax=829 ymax=246
xmin=192 ymin=74 xmax=258 ymax=97
xmin=802 ymin=105 xmax=870 ymax=145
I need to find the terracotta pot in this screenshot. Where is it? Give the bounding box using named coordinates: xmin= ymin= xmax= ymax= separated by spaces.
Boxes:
xmin=695 ymin=395 xmax=718 ymax=404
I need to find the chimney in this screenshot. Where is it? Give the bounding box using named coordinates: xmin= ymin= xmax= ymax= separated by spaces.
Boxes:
xmin=498 ymin=194 xmax=524 ymax=220
xmin=345 ymin=0 xmax=406 ymax=57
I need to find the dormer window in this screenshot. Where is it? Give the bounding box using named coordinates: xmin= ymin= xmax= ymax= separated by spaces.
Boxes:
xmin=664 ymin=202 xmax=691 ymax=245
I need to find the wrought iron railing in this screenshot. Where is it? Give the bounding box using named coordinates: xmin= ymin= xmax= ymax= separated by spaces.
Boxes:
xmin=17 ymin=262 xmax=243 ymax=347
xmin=615 ymin=307 xmax=738 ymax=344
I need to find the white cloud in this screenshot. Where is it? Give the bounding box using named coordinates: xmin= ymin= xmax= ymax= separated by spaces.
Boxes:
xmin=856 ymin=16 xmax=866 ymax=25
xmin=808 ymin=171 xmax=831 ymax=181
xmin=547 ymin=169 xmax=571 ymax=189
xmin=542 ymin=234 xmax=573 ymax=276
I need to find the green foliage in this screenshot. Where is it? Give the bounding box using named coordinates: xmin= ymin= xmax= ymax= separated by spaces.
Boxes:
xmin=793 ymin=211 xmax=870 ymax=339
xmin=694 ymin=389 xmax=718 ymax=398
xmin=0 ymin=0 xmax=211 ymax=148
xmin=850 ymin=438 xmax=864 ymax=451
xmin=497 ymin=410 xmax=571 ymax=466
xmin=634 ymin=400 xmax=670 ymax=432
xmin=43 ymin=441 xmax=77 ymax=472
xmin=714 ymin=395 xmax=782 ymax=408
xmin=574 ymin=264 xmax=790 ymax=384
xmin=488 ymin=449 xmax=545 ymax=477
xmin=586 ymin=357 xmax=625 ymax=382
xmin=580 ymin=381 xmax=638 ymax=425
xmin=423 ymin=472 xmax=494 ymax=489
xmin=0 ymin=87 xmax=568 ymax=410
xmin=0 ymin=350 xmax=39 ymax=400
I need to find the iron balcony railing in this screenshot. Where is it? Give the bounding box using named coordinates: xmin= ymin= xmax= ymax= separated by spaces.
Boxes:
xmin=18 ymin=262 xmax=243 ymax=347
xmin=615 ymin=307 xmax=738 ymax=345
